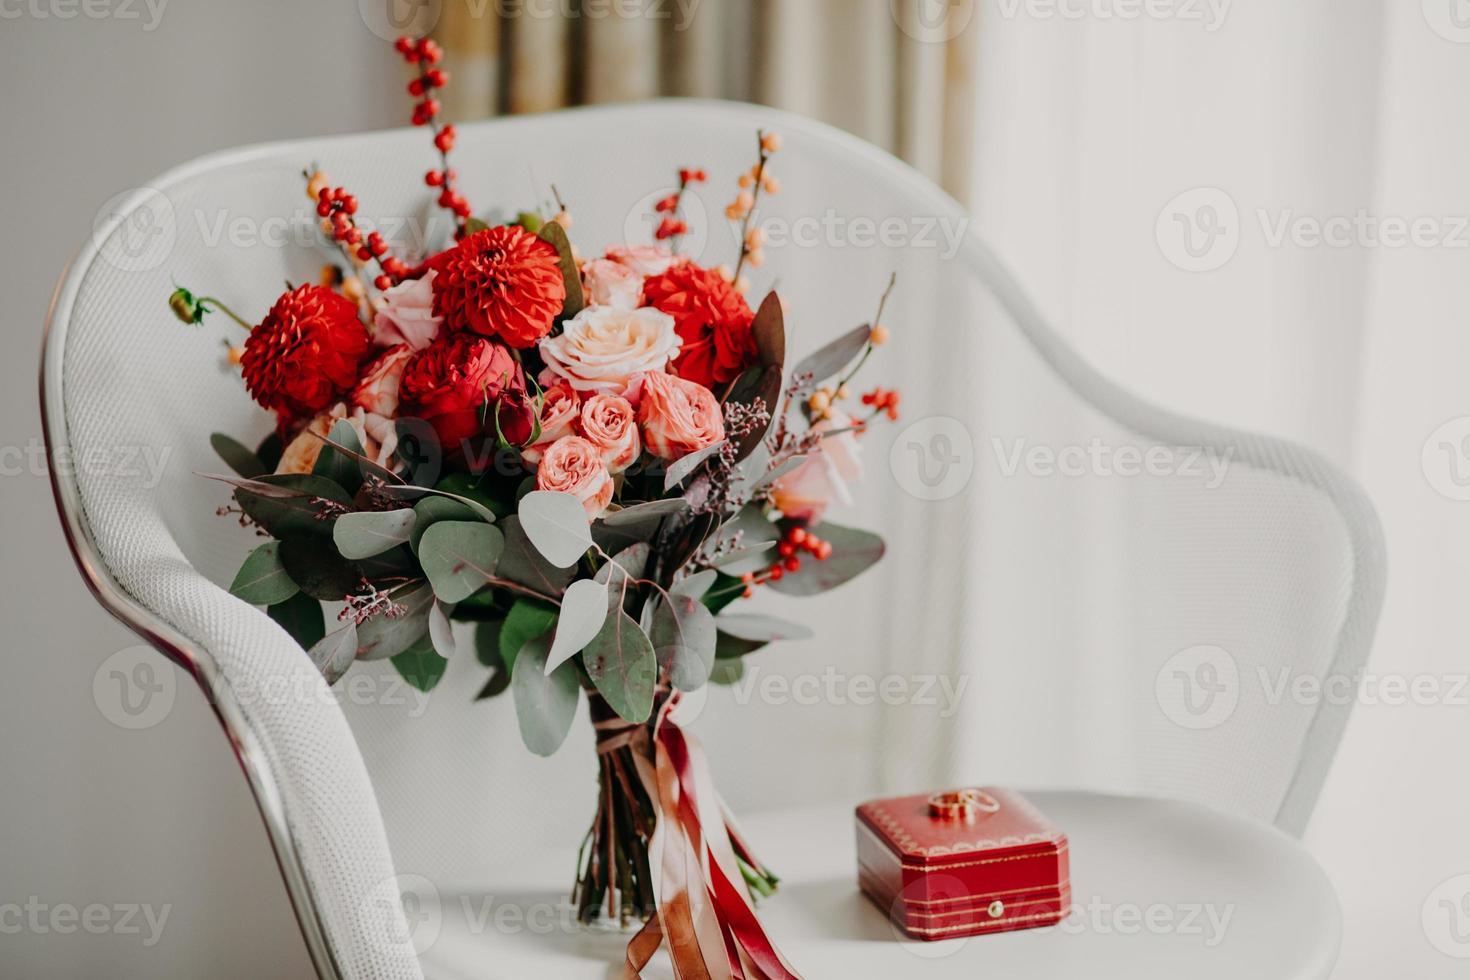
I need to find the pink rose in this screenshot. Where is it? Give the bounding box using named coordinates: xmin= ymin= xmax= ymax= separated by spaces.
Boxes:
xmin=351 ymin=344 xmax=413 ymax=418
xmin=275 ymin=404 xmax=385 ymax=476
xmin=637 ymin=371 xmax=725 ymax=461
xmin=538 ymin=306 xmax=682 ymax=401
xmin=372 ymin=270 xmax=444 ymax=350
xmin=535 ymin=435 xmax=614 ymax=519
xmin=521 ymin=382 xmax=582 ymax=467
xmin=606 ymin=244 xmax=678 ymax=277
xmin=771 ymin=410 xmax=863 ymax=522
xmin=581 ymin=258 xmax=643 ymax=310
xmin=579 ymin=394 xmax=641 ymax=473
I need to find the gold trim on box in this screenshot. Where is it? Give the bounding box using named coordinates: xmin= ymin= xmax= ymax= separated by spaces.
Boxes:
xmin=859 ymin=792 xmax=1067 ymax=858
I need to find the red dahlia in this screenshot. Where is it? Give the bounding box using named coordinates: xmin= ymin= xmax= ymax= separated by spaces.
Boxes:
xmin=399 ymin=333 xmax=534 ymax=460
xmin=643 ymin=262 xmax=756 ymax=389
xmin=240 ymin=284 xmax=370 ymax=421
xmin=430 ymin=225 xmax=566 ymax=348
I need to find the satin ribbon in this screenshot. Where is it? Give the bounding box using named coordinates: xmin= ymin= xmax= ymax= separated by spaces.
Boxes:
xmin=615 ymin=696 xmax=804 ymax=980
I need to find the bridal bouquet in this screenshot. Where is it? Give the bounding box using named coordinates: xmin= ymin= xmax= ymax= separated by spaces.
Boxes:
xmin=170 ymin=35 xmax=900 ymax=978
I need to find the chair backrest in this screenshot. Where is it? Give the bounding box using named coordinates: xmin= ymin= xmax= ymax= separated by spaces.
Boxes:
xmin=43 ymin=100 xmax=1384 ymax=980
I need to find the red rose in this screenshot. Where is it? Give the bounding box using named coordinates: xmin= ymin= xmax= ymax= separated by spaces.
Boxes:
xmin=240 ymin=284 xmax=370 ymax=420
xmin=430 ymin=225 xmax=566 ymax=348
xmin=399 ymin=333 xmax=534 ymax=460
xmin=643 ymin=262 xmax=756 ymax=389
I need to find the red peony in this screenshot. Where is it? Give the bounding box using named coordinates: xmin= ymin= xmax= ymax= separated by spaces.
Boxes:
xmin=399 ymin=333 xmax=534 ymax=460
xmin=430 ymin=225 xmax=566 ymax=348
xmin=643 ymin=262 xmax=756 ymax=390
xmin=240 ymin=284 xmax=370 ymax=421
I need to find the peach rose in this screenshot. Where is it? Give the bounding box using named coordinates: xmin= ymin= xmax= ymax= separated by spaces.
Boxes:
xmin=538 ymin=306 xmax=682 ymax=400
xmin=351 ymin=344 xmax=413 ymax=418
xmin=606 ymin=243 xmax=678 ymax=277
xmin=535 ymin=435 xmax=614 ymax=519
xmin=521 ymin=382 xmax=582 ymax=467
xmin=771 ymin=410 xmax=863 ymax=522
xmin=637 ymin=371 xmax=725 ymax=461
xmin=581 ymin=258 xmax=643 ymax=310
xmin=579 ymin=394 xmax=641 ymax=473
xmin=372 ymin=270 xmax=444 ymax=350
xmin=275 ymin=404 xmax=388 ymax=476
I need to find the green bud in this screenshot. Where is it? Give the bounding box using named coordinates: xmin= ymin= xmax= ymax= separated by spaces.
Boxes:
xmin=169 ymin=286 xmax=206 ymax=325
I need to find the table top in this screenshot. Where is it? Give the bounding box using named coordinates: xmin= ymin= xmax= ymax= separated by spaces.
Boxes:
xmin=419 ymin=791 xmax=1340 ymax=979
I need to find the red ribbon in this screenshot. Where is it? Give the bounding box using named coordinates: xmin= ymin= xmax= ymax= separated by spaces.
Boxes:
xmin=623 ymin=697 xmax=803 ymax=980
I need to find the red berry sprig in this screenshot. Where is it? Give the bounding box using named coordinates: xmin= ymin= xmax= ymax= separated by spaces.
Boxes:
xmin=395 ymin=35 xmax=471 ymax=239
xmin=654 ymin=167 xmax=706 ymax=251
xmin=307 ymin=171 xmax=408 ymax=291
xmin=738 ymin=524 xmax=833 ymax=597
xmin=860 ymin=387 xmax=901 ymax=421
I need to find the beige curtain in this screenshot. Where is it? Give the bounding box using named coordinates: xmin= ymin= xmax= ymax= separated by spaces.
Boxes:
xmin=436 ymin=0 xmax=976 ymax=201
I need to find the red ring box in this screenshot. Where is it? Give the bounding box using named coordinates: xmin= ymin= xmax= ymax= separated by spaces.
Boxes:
xmin=855 ymin=787 xmax=1071 ymax=940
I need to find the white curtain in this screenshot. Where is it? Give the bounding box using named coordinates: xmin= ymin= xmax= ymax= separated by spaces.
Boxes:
xmin=968 ymin=2 xmax=1468 ymax=976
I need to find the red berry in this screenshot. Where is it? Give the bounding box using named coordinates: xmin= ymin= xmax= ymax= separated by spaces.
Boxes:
xmin=356 ymin=246 xmax=371 ymax=261
xmin=789 ymin=527 xmax=808 ymax=545
xmin=767 ymin=566 xmax=784 ymax=581
xmin=341 ymin=195 xmax=358 ymax=215
xmin=374 ymin=274 xmax=393 ymax=290
xmin=437 ymin=189 xmax=454 ymax=207
xmin=783 ymin=556 xmax=801 ymax=572
xmin=778 ymin=542 xmax=795 ymax=558
xmin=816 ymin=542 xmax=833 ymax=560
xmin=408 ymin=78 xmax=426 ymax=97
xmin=345 ymin=228 xmax=362 ymax=246
xmin=316 ymin=200 xmax=331 ymax=217
xmin=425 ymin=170 xmax=443 ymax=187
xmin=740 ymin=572 xmax=754 ymax=584
xmin=742 ymin=586 xmax=754 ymax=598
xmin=426 ymin=68 xmax=448 ymax=88
xmin=434 ymin=129 xmax=454 ymax=152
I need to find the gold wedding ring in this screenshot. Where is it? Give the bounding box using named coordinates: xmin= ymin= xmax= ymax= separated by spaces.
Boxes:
xmin=927 ymin=788 xmax=1001 ymax=819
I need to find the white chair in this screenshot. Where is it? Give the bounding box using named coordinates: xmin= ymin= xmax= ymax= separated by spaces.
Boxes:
xmin=42 ymin=101 xmax=1383 ymax=980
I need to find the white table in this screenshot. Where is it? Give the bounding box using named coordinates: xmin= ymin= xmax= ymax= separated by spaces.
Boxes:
xmin=419 ymin=792 xmax=1340 ymax=978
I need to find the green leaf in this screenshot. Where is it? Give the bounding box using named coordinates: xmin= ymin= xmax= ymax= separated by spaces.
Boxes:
xmin=312 ymin=420 xmax=366 ymax=492
xmin=700 ymin=572 xmax=747 ymax=614
xmin=538 ymin=220 xmax=584 ymax=324
xmin=419 ymin=521 xmax=506 ymax=603
xmin=234 ymin=474 xmax=351 ymax=538
xmin=516 ymin=210 xmax=545 ymax=234
xmin=465 ymin=216 xmax=491 ymax=235
xmin=391 ymin=636 xmax=447 ymax=693
xmin=519 ymin=491 xmax=593 ymax=568
xmin=357 ymin=544 xmax=419 ymax=579
xmin=267 ymin=592 xmax=325 ymax=650
xmin=278 ymin=537 xmax=362 ymax=601
xmin=255 ymin=431 xmax=284 ymax=472
xmin=229 ymin=541 xmax=298 ymax=606
xmin=791 ymin=323 xmax=871 ymax=394
xmin=356 ymin=582 xmax=435 ymax=661
xmin=476 ymin=663 xmax=511 ymax=700
xmin=595 ymin=542 xmax=650 ymax=612
xmin=726 ymin=364 xmax=783 ymax=463
xmin=434 ymin=472 xmax=508 ymax=519
xmin=306 ymin=622 xmax=358 ymax=685
xmin=711 ymin=541 xmax=776 ymax=576
xmin=765 ymin=522 xmax=885 ymax=596
xmin=664 ymin=441 xmax=727 ymax=491
xmin=583 ymin=608 xmax=657 ymax=723
xmin=715 ymin=631 xmax=767 ymax=660
xmin=651 ymin=593 xmax=716 ymax=691
xmin=714 ymin=613 xmax=814 ymax=642
xmin=382 ymin=484 xmax=498 ymax=524
xmin=709 ymin=657 xmax=746 ymax=685
xmin=547 ymin=579 xmax=609 ymax=673
xmin=498 ymin=515 xmax=578 ymax=597
xmin=600 ymin=499 xmax=691 ymax=527
xmin=333 ymin=508 xmax=417 ymax=559
xmin=500 ymin=599 xmax=559 ymax=673
xmin=751 ymin=290 xmax=786 ymax=370
xmin=474 ymin=619 xmax=505 ymax=667
xmin=429 ymin=600 xmax=457 ymax=659
xmin=211 ymin=433 xmax=267 ymax=478
xmin=512 ymin=631 xmax=580 ymax=756
xmin=411 ymin=494 xmax=479 ymax=552
xmin=671 ymin=569 xmax=718 ymax=601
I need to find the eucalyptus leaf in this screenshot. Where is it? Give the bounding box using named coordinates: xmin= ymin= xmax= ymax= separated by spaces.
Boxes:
xmin=714 ymin=613 xmax=814 ymax=643
xmin=391 ymin=636 xmax=447 ymax=693
xmin=711 ymin=541 xmax=777 ymax=576
xmin=267 ymin=592 xmax=325 ymax=650
xmin=671 ymin=569 xmax=718 ymax=601
xmin=709 ymin=658 xmax=746 ymax=685
xmin=583 ymin=608 xmax=657 ymax=723
xmin=429 ymin=600 xmax=457 ymax=659
xmin=700 ymin=571 xmax=748 ymax=615
xmin=651 ymin=593 xmax=717 ymax=691
xmin=234 ymin=474 xmax=351 ymax=538
xmin=228 ymin=541 xmax=298 ymax=606
xmin=211 ymin=432 xmax=267 ymax=478
xmin=765 ymin=522 xmax=886 ymax=596
xmin=727 ymin=364 xmax=783 ymax=463
xmin=546 ymin=579 xmax=609 ymax=674
xmin=411 ymin=495 xmax=479 ymax=552
xmin=750 ymin=453 xmax=808 ymax=491
xmin=595 ymin=542 xmax=651 ymax=612
xmin=419 ymin=521 xmax=505 ymax=603
xmin=312 ymin=419 xmax=366 ymax=492
xmin=715 ymin=631 xmax=767 ymax=660
xmin=356 ymin=582 xmax=435 ymax=661
xmin=600 ymin=498 xmax=691 ymax=527
xmin=791 ymin=323 xmax=871 ymax=394
xmin=255 ymin=431 xmax=284 ymax=472
xmin=381 ymin=484 xmax=498 ymax=524
xmin=278 ymin=537 xmax=362 ymax=601
xmin=538 ymin=220 xmax=584 ymax=324
xmin=498 ymin=515 xmax=578 ymax=596
xmin=307 ymin=622 xmax=358 ymax=686
xmin=333 ymin=508 xmax=416 ymax=559
xmin=499 ymin=599 xmax=559 ymax=673
xmin=476 ymin=663 xmax=510 ymax=701
xmin=751 ymin=291 xmax=787 ymax=369
xmin=475 ymin=619 xmax=505 ymax=668
xmin=512 ymin=632 xmax=581 ymax=756
xmin=519 ymin=491 xmax=593 ymax=568
xmin=663 ymin=441 xmax=726 ymax=491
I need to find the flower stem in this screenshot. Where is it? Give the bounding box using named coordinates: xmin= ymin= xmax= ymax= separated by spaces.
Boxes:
xmin=198 ymin=296 xmax=253 ymax=331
